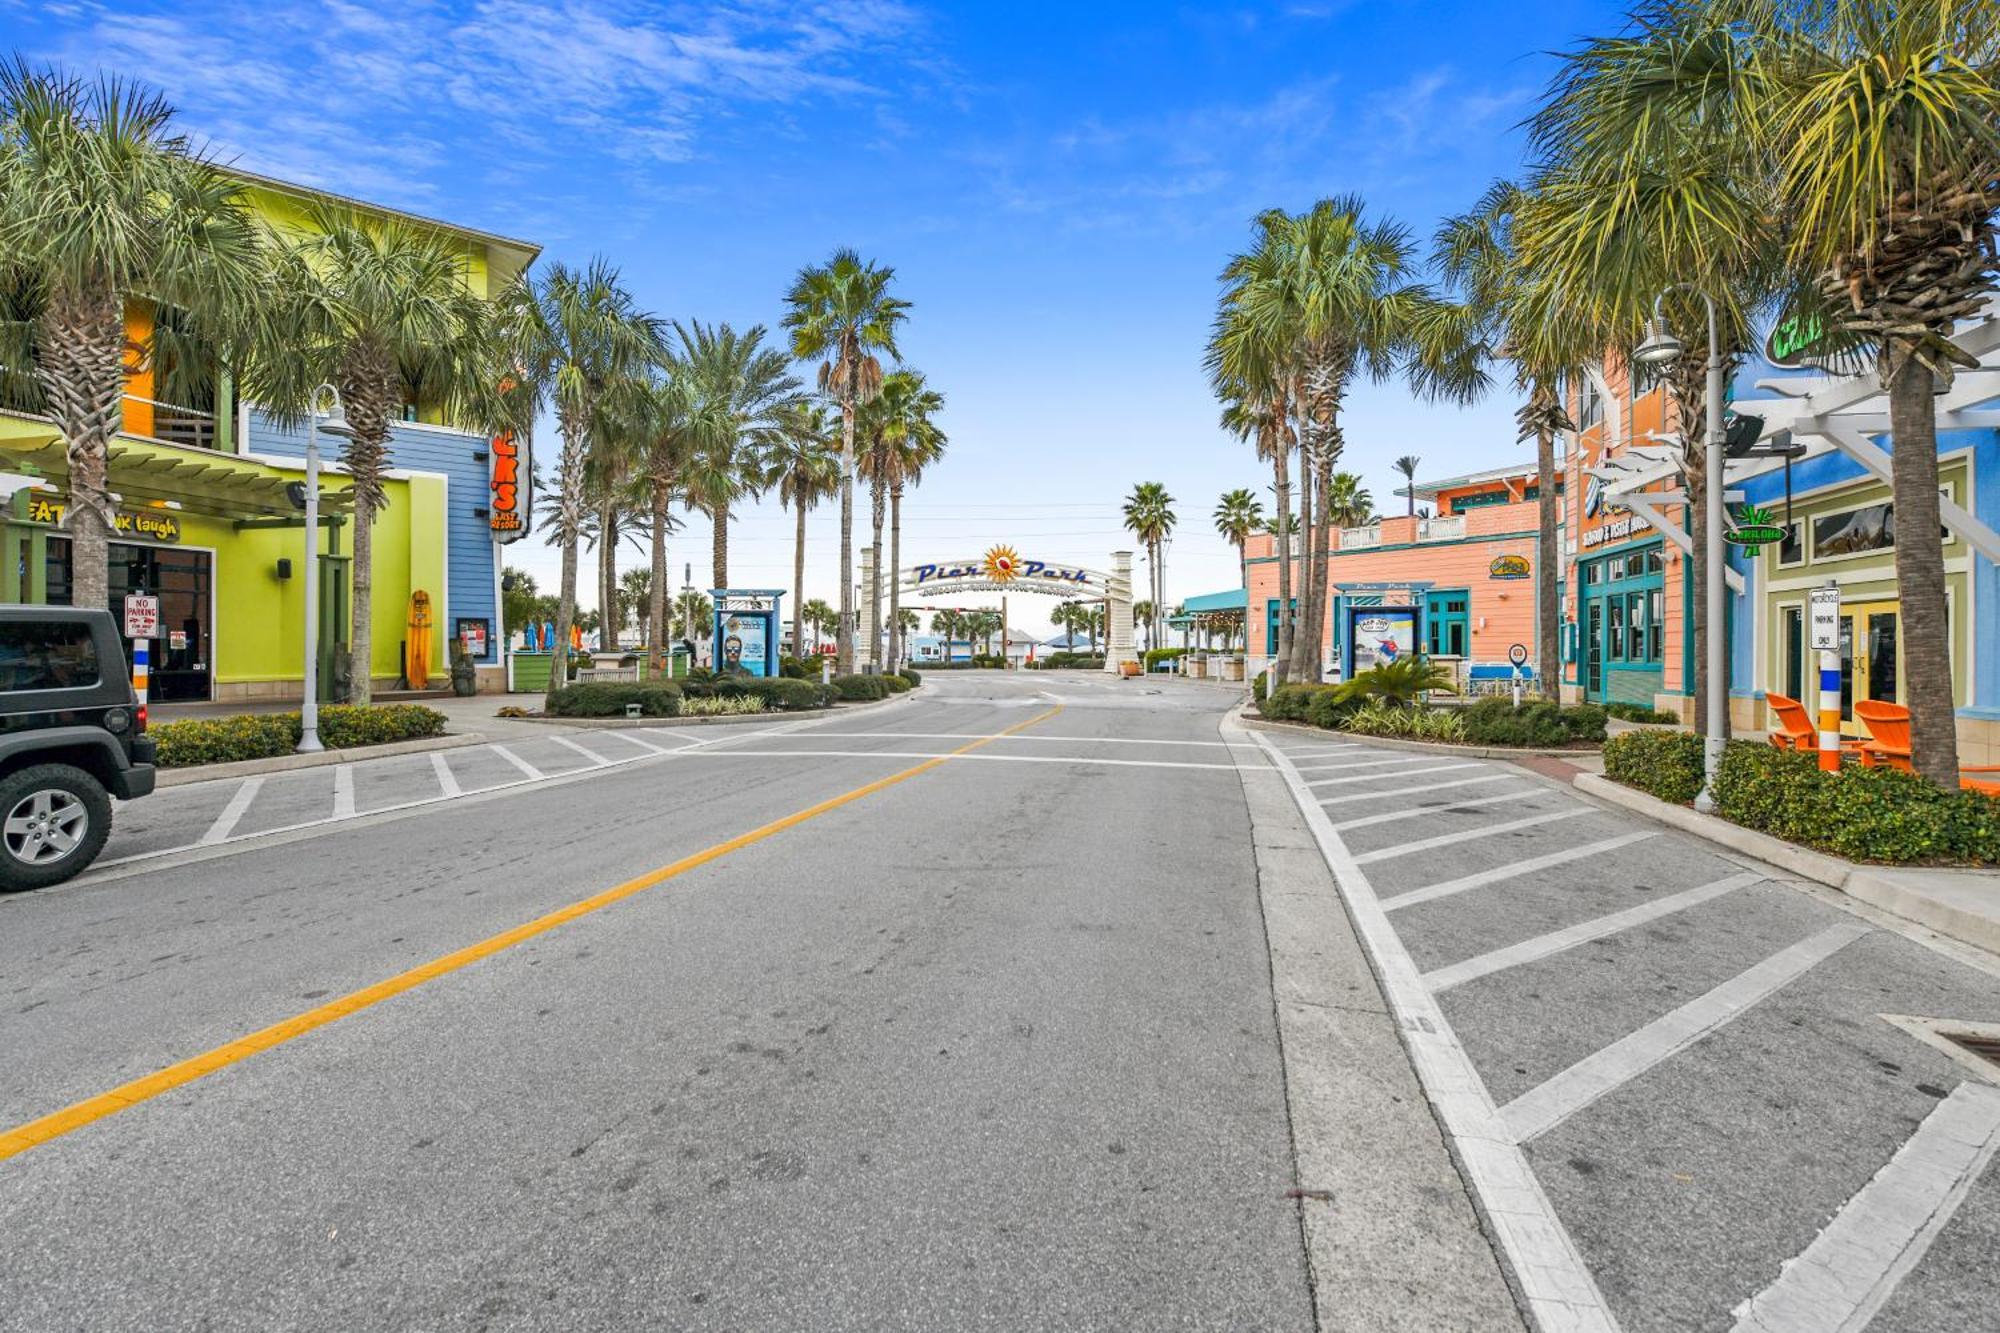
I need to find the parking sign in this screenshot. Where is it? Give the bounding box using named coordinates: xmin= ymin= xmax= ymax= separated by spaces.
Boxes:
xmin=122 ymin=593 xmax=160 ymax=640
xmin=1808 ymin=585 xmax=1840 ymax=651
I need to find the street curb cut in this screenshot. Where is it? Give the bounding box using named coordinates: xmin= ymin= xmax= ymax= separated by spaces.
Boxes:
xmin=156 ymin=732 xmax=489 ymax=788
xmin=1240 ymin=715 xmax=1598 ymax=760
xmin=498 ymin=689 xmax=918 ymax=730
xmin=1574 ymin=772 xmax=2000 ymax=958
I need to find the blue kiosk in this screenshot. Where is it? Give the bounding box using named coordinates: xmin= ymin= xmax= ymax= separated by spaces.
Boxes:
xmin=710 ymin=588 xmax=785 ymax=677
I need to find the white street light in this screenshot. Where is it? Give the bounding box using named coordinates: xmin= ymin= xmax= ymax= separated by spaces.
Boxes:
xmin=1639 ymin=288 xmax=1727 ymax=811
xmin=299 ymin=383 xmax=347 ymax=754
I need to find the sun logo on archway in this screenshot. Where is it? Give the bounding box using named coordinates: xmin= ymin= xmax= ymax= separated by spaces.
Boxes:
xmin=982 ymin=544 xmax=1022 ymax=583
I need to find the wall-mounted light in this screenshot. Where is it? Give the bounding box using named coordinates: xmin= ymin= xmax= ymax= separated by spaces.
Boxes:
xmin=275 ymin=558 xmax=293 ymax=579
xmin=472 ymin=450 xmax=489 ymax=461
xmin=473 ymin=506 xmax=490 ymax=519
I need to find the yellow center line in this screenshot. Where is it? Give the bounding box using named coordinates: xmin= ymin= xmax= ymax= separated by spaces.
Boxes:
xmin=0 ymin=702 xmax=1065 ymax=1164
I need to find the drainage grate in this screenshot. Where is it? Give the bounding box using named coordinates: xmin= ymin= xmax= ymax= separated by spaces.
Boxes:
xmin=1944 ymin=1030 xmax=2000 ymax=1070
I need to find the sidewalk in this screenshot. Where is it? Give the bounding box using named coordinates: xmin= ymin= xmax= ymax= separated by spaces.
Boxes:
xmin=154 ymin=691 xmax=562 ymax=742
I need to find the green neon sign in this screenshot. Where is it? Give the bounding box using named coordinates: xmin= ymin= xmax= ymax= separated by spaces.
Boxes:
xmin=1726 ymin=503 xmax=1786 ymax=548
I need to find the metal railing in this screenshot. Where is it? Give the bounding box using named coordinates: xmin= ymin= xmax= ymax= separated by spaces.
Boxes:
xmin=122 ymin=395 xmax=218 ymax=449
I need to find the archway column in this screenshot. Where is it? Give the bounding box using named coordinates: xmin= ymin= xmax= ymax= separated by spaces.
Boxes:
xmin=857 ymin=546 xmax=877 ymax=671
xmin=1104 ymin=549 xmax=1136 ymax=674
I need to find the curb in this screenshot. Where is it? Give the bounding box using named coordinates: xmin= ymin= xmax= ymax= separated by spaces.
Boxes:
xmin=1574 ymin=772 xmax=2000 ymax=957
xmin=1241 ymin=715 xmax=1599 ymax=761
xmin=157 ymin=732 xmax=489 ymax=788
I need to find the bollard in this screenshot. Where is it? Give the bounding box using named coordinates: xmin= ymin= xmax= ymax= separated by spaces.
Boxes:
xmin=1817 ymin=646 xmax=1842 ymax=772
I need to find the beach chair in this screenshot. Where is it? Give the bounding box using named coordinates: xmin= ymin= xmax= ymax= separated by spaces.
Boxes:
xmin=1853 ymin=699 xmax=2000 ymax=792
xmin=1763 ymin=693 xmax=1817 ymax=752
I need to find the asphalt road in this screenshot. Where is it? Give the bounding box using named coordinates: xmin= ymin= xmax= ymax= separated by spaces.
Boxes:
xmin=5 ymin=671 xmax=1997 ymax=1332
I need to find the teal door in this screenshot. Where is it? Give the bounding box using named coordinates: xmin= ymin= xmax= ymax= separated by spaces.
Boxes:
xmin=1579 ymin=545 xmax=1665 ymax=705
xmin=1425 ymin=590 xmax=1469 ymax=657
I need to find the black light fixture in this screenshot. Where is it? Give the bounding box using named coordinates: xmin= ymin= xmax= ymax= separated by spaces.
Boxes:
xmin=276 ymin=557 xmax=293 ymax=579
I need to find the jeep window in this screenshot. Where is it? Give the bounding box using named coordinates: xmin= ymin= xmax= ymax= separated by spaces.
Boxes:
xmin=0 ymin=620 xmax=102 ymax=691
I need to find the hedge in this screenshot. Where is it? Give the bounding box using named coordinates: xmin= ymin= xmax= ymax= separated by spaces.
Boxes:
xmin=1713 ymin=744 xmax=2000 ymax=865
xmin=1142 ymin=647 xmax=1187 ymax=667
xmin=152 ymin=704 xmax=448 ymax=768
xmin=547 ymin=682 xmax=683 ymax=718
xmin=681 ymin=695 xmax=766 ymax=716
xmin=833 ymin=673 xmax=891 ymax=701
xmin=1602 ymin=729 xmax=1706 ymax=805
xmin=1460 ymin=698 xmax=1606 ymax=747
xmin=1605 ymin=701 xmax=1681 ymax=725
xmin=882 ymin=673 xmax=912 ymax=693
xmin=1260 ymin=683 xmax=1340 ymax=723
xmin=738 ymin=677 xmax=834 ymax=711
xmin=902 ymin=667 xmax=922 ymax=685
xmin=1035 ymin=652 xmax=1104 ymax=670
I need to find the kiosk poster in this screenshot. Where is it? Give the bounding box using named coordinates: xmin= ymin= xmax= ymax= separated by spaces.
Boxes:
xmin=723 ymin=615 xmax=768 ymax=675
xmin=1347 ymin=606 xmax=1418 ymax=674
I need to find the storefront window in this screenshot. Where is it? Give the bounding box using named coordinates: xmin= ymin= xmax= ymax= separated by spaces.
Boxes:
xmin=1781 ymin=606 xmax=1803 ymax=701
xmin=1607 ymin=596 xmax=1626 ymax=661
xmin=1777 ymin=522 xmax=1803 ymax=567
xmin=1814 ymin=502 xmax=1893 ymax=556
xmin=1648 ymin=589 xmax=1664 ymax=663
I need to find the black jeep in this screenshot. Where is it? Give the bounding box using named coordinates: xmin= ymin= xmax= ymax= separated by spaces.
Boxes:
xmin=0 ymin=605 xmax=155 ymax=889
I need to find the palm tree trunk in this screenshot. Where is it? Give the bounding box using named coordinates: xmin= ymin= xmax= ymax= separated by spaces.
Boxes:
xmin=599 ymin=496 xmax=618 ymax=652
xmin=1535 ymin=422 xmax=1559 ymax=702
xmin=547 ymin=413 xmax=589 ymax=708
xmin=792 ymin=500 xmax=808 ymax=658
xmin=339 ymin=365 xmax=395 ymax=705
xmin=649 ymin=480 xmax=669 ymax=677
xmin=868 ymin=477 xmax=886 ymax=671
xmin=711 ymin=501 xmax=728 ymax=589
xmin=1289 ymin=445 xmax=1318 ymax=680
xmin=37 ymin=285 xmax=123 ymax=615
xmin=836 ymin=392 xmax=856 ymax=674
xmin=1305 ymin=446 xmax=1334 ymax=681
xmin=1887 ymin=355 xmax=1960 ymax=785
xmin=1271 ymin=448 xmax=1293 ymax=684
xmin=889 ymin=484 xmax=905 ymax=672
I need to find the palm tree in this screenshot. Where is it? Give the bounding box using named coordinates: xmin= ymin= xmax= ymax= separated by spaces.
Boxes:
xmin=870 ymin=370 xmax=945 ymax=671
xmin=929 ymin=609 xmax=959 ymax=663
xmin=618 ymin=566 xmax=651 ymax=645
xmin=1212 ymin=488 xmax=1263 ymax=629
xmin=676 ymin=320 xmax=800 ymax=591
xmin=1391 ymin=455 xmax=1422 ymax=518
xmin=1410 ymin=181 xmax=1603 ymax=703
xmin=802 ymin=597 xmax=836 ymax=652
xmin=771 ymin=400 xmax=840 ymax=656
xmin=0 ymin=64 xmax=261 ymax=613
xmin=1324 ymin=472 xmax=1374 ymax=528
xmin=253 ymin=206 xmax=494 ymax=702
xmin=1122 ymin=482 xmax=1176 ymax=653
xmin=1132 ymin=600 xmax=1155 ymax=650
xmin=672 ymin=587 xmax=711 ymax=644
xmin=494 ymin=259 xmax=664 ymax=705
xmin=630 ymin=372 xmax=697 ymax=677
xmin=783 ymin=249 xmax=910 ymax=674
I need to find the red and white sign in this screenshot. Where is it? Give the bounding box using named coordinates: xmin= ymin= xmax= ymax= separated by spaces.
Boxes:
xmin=122 ymin=593 xmax=160 ymax=640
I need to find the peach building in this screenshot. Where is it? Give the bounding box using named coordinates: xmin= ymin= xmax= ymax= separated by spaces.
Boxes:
xmin=1243 ymin=464 xmax=1552 ymax=687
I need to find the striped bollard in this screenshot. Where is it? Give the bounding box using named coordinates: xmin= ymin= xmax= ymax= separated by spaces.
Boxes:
xmin=1817 ymin=647 xmax=1842 ymax=772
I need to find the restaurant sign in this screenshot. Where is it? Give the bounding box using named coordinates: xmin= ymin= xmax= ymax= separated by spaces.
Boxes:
xmin=489 ymin=430 xmax=529 ymax=542
xmin=25 ymin=495 xmax=181 ymax=544
xmin=1488 ymin=553 xmax=1531 ymax=580
xmin=1725 ymin=503 xmax=1787 ymax=549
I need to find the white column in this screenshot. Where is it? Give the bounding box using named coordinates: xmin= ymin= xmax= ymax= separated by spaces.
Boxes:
xmin=857 ymin=546 xmax=877 ymax=671
xmin=1105 ymin=550 xmax=1137 ymax=673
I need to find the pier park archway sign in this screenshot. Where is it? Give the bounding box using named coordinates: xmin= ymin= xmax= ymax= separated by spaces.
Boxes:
xmin=857 ymin=544 xmax=1136 ymax=672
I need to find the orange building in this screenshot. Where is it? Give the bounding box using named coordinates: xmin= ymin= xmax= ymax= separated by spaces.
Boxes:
xmin=1243 ymin=464 xmax=1552 ymax=689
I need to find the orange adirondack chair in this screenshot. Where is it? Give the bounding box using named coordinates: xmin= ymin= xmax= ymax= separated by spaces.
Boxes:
xmin=1853 ymin=699 xmax=2000 ymax=793
xmin=1763 ymin=693 xmax=1817 ymax=751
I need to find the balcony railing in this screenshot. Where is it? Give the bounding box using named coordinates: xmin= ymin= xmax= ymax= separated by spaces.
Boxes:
xmin=1339 ymin=526 xmax=1382 ymax=549
xmin=123 ymin=395 xmax=217 ymax=450
xmin=1421 ymin=515 xmax=1466 ymax=541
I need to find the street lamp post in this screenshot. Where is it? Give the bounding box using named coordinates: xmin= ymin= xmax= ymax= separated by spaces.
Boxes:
xmin=298 ymin=383 xmax=347 ymax=754
xmin=1634 ymin=288 xmax=1727 ymax=812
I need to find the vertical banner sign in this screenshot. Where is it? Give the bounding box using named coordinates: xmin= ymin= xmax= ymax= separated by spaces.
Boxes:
xmin=1809 ymin=583 xmax=1843 ymax=772
xmin=1346 ymin=605 xmax=1419 ymax=675
xmin=489 ymin=431 xmax=529 ymax=542
xmin=723 ymin=614 xmax=768 ymax=675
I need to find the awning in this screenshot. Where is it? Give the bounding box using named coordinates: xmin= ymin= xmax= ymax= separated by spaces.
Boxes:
xmin=0 ymin=418 xmax=355 ymax=523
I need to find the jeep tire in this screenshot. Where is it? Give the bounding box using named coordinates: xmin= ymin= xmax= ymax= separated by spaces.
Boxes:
xmin=0 ymin=763 xmax=112 ymax=891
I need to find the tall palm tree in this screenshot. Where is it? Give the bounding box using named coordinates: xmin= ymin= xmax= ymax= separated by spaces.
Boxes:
xmin=494 ymin=259 xmax=664 ymax=704
xmin=770 ymin=400 xmax=840 ymax=657
xmin=802 ymin=597 xmax=836 ymax=653
xmin=929 ymin=609 xmax=959 ymax=663
xmin=253 ymin=207 xmax=494 ymax=702
xmin=672 ymin=586 xmax=711 ymax=644
xmin=631 ymin=371 xmax=697 ymax=677
xmin=783 ymin=249 xmax=910 ymax=674
xmin=1122 ymin=482 xmax=1176 ymax=653
xmin=618 ymin=566 xmax=651 ymax=645
xmin=1391 ymin=454 xmax=1422 ymax=518
xmin=0 ymin=64 xmax=261 ymax=613
xmin=872 ymin=370 xmax=945 ymax=671
xmin=676 ymin=320 xmax=800 ymax=593
xmin=1409 ymin=181 xmax=1602 ymax=702
xmin=1212 ymin=488 xmax=1263 ymax=627
xmin=1324 ymin=472 xmax=1374 ymax=529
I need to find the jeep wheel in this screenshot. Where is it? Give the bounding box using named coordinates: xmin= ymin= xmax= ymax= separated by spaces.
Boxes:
xmin=0 ymin=764 xmax=112 ymax=891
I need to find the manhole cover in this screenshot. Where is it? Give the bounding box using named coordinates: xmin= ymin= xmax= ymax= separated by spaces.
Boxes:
xmin=1945 ymin=1030 xmax=2000 ymax=1069
xmin=1882 ymin=1014 xmax=2000 ymax=1084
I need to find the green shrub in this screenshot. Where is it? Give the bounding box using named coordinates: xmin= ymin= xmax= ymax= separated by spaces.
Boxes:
xmin=1305 ymin=686 xmax=1360 ymax=730
xmin=882 ymin=673 xmax=912 ymax=693
xmin=1040 ymin=652 xmax=1105 ymax=670
xmin=1459 ymin=697 xmax=1605 ymax=747
xmin=1341 ymin=700 xmax=1467 ymax=742
xmin=680 ymin=694 xmax=766 ymax=717
xmin=1602 ymin=729 xmax=1706 ymax=804
xmin=780 ymin=655 xmax=813 ymax=680
xmin=1605 ymin=701 xmax=1680 ymax=725
xmin=1347 ymin=655 xmax=1457 ymax=705
xmin=729 ymin=676 xmax=828 ymax=710
xmin=833 ymin=673 xmax=890 ymax=701
xmin=1563 ymin=704 xmax=1608 ymax=743
xmin=1262 ymin=683 xmax=1338 ymax=722
xmin=1142 ymin=647 xmax=1187 ymax=667
xmin=152 ymin=704 xmax=448 ymax=768
xmin=902 ymin=666 xmax=922 ymax=685
xmin=1711 ymin=743 xmax=2000 ymax=865
xmin=546 ymin=682 xmax=683 ymax=718
xmin=969 ymin=653 xmax=1005 ymax=669
xmin=1252 ymin=672 xmax=1268 ymax=703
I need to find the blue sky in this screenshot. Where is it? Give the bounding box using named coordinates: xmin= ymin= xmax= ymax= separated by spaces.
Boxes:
xmin=8 ymin=0 xmax=1632 ymax=629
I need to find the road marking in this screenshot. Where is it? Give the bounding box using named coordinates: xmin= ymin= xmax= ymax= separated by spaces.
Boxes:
xmin=489 ymin=744 xmax=543 ymax=780
xmin=1250 ymin=730 xmax=1620 ymax=1331
xmin=1500 ymin=921 xmax=1872 ymax=1143
xmin=331 ymin=764 xmax=355 ymax=819
xmin=1316 ymin=773 xmax=1515 ymax=807
xmin=1308 ymin=762 xmax=1485 ymax=788
xmin=549 ymin=734 xmax=609 ymax=767
xmin=663 ymin=748 xmax=1247 ymax=771
xmin=792 ymin=730 xmax=1239 ymax=748
xmin=1730 ymin=1082 xmax=2000 ymax=1333
xmin=198 ymin=778 xmax=265 ymax=846
xmin=1424 ymin=872 xmax=1764 ymax=993
xmin=429 ymin=751 xmax=461 ymax=799
xmin=1352 ymin=808 xmax=1590 ymax=865
xmin=1293 ymin=756 xmax=1446 ymax=775
xmin=611 ymin=730 xmax=672 ymax=754
xmin=1331 ymin=789 xmax=1533 ymax=831
xmin=1382 ymin=831 xmax=1657 ymax=912
xmin=0 ymin=703 xmax=1065 ymax=1163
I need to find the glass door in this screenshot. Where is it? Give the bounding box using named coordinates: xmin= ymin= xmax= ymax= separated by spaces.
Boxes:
xmin=1584 ymin=601 xmax=1603 ymax=698
xmin=1837 ymin=600 xmax=1899 ymax=736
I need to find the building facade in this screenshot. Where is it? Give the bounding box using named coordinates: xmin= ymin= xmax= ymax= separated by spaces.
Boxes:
xmin=0 ymin=170 xmax=538 ymax=700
